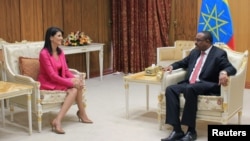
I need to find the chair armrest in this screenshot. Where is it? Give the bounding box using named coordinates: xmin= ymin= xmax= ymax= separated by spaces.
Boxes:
xmin=69 ymin=68 xmax=80 ymax=74
xmin=69 ymin=69 xmax=86 ymax=80
xmin=11 ymin=74 xmax=40 ymax=87
xmin=69 ymin=68 xmax=86 ymax=78
xmin=221 ymin=63 xmax=247 ymax=112
xmin=69 ymin=68 xmax=86 ymax=88
xmin=14 ymin=74 xmax=36 ymax=82
xmin=10 ymin=74 xmax=41 ymax=103
xmin=161 ymin=69 xmax=186 ymax=92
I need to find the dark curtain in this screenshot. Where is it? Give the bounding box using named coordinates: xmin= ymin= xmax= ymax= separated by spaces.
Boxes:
xmin=112 ymin=0 xmax=172 ymax=74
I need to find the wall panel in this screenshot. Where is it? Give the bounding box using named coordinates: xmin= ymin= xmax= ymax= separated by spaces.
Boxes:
xmin=0 ymin=0 xmax=112 ymax=78
xmin=229 ymin=0 xmax=250 ymax=87
xmin=170 ymin=0 xmax=198 ymax=44
xmin=98 ymin=0 xmax=112 ymax=72
xmin=42 ymin=0 xmax=64 ymax=30
xmin=20 ymin=0 xmax=43 ymax=41
xmin=62 ymin=0 xmax=82 ymax=34
xmin=0 ymin=0 xmax=21 ymax=41
xmin=81 ymin=0 xmax=99 ymax=40
xmin=0 ymin=0 xmax=9 ymax=40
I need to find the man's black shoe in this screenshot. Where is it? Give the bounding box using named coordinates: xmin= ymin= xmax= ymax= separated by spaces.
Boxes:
xmin=161 ymin=131 xmax=184 ymax=141
xmin=178 ymin=131 xmax=197 ymax=141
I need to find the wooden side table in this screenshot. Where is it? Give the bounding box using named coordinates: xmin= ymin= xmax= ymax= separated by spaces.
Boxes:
xmin=0 ymin=81 xmax=33 ymax=135
xmin=60 ymin=43 xmax=104 ymax=80
xmin=123 ymin=71 xmax=162 ymax=118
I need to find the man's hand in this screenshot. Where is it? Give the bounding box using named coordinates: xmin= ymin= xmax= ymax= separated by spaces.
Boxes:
xmin=218 ymin=71 xmax=229 ymax=86
xmin=163 ymin=65 xmax=173 ymax=73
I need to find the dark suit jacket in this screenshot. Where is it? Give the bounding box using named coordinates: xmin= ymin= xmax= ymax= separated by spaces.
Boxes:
xmin=171 ymin=46 xmax=237 ymax=92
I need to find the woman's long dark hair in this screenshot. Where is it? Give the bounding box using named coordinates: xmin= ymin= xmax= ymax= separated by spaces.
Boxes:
xmin=43 ymin=26 xmax=63 ymax=55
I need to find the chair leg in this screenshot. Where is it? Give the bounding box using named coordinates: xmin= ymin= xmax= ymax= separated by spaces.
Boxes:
xmin=158 ymin=114 xmax=163 ymax=130
xmin=157 ymin=93 xmax=165 ymax=130
xmin=157 ymin=105 xmax=165 ymax=130
xmin=1 ymin=100 xmax=5 ymax=127
xmin=10 ymin=104 xmax=14 ymax=121
xmin=4 ymin=99 xmax=9 ymax=109
xmin=165 ymin=124 xmax=172 ymax=130
xmin=37 ymin=114 xmax=42 ymax=132
xmin=238 ymin=111 xmax=242 ymax=124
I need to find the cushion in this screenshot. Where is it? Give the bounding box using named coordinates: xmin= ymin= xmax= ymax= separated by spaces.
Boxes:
xmin=40 ymin=89 xmax=86 ymax=105
xmin=40 ymin=90 xmax=68 ymax=104
xmin=19 ymin=57 xmax=39 ymax=80
xmin=180 ymin=94 xmax=223 ymax=111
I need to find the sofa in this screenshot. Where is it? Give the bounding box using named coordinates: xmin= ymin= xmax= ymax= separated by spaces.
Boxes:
xmin=1 ymin=41 xmax=87 ymax=132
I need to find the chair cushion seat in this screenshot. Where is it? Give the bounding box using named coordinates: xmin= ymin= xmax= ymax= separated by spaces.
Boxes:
xmin=40 ymin=90 xmax=68 ymax=104
xmin=40 ymin=89 xmax=86 ymax=105
xmin=180 ymin=94 xmax=223 ymax=111
xmin=158 ymin=93 xmax=224 ymax=112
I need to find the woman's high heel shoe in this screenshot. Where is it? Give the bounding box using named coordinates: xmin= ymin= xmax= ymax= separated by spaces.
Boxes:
xmin=76 ymin=110 xmax=93 ymax=123
xmin=50 ymin=121 xmax=65 ymax=134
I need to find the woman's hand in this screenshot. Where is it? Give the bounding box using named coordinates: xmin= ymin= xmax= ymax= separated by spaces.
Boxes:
xmin=72 ymin=78 xmax=83 ymax=89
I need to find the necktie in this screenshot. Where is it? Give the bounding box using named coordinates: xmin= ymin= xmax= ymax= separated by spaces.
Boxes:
xmin=190 ymin=51 xmax=205 ymax=84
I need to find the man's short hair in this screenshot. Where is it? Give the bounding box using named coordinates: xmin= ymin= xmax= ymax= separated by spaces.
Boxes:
xmin=201 ymin=31 xmax=213 ymax=43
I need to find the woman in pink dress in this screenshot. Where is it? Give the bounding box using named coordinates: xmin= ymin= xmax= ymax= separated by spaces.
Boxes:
xmin=38 ymin=27 xmax=93 ymax=134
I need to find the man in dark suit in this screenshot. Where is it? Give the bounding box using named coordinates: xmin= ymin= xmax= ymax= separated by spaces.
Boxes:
xmin=161 ymin=31 xmax=237 ymax=141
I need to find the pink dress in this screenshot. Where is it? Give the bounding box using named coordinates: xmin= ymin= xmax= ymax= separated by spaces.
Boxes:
xmin=38 ymin=48 xmax=75 ymax=90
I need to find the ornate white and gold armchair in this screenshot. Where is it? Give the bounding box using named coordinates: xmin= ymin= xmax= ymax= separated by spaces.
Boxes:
xmin=157 ymin=43 xmax=248 ymax=130
xmin=157 ymin=40 xmax=195 ymax=67
xmin=0 ymin=38 xmax=9 ymax=80
xmin=2 ymin=41 xmax=87 ymax=132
